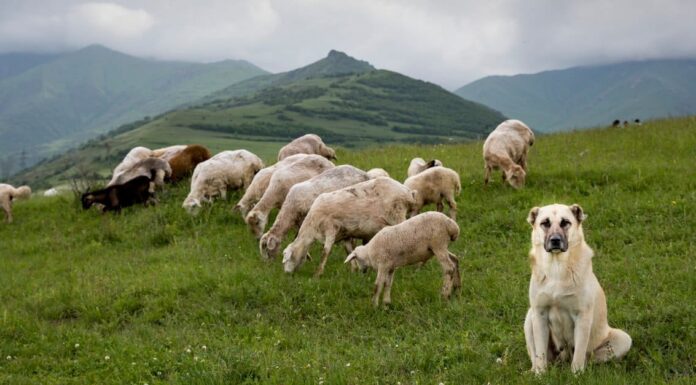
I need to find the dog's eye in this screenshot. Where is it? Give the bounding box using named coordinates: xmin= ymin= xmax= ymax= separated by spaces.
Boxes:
xmin=560 ymin=218 xmax=571 ymax=228
xmin=541 ymin=219 xmax=551 ymax=228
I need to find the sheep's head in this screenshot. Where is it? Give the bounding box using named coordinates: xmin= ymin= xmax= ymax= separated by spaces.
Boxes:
xmin=245 ymin=211 xmax=266 ymax=239
xmin=505 ymin=165 xmax=526 ymax=189
xmin=259 ymin=232 xmax=281 ymax=260
xmin=325 ymin=147 xmax=337 ymax=161
xmin=344 ymin=245 xmax=369 ymax=272
xmin=183 ymin=197 xmax=202 ymax=215
xmin=407 ymin=189 xmax=422 ymax=217
xmin=282 ymin=243 xmax=311 ymax=273
xmin=81 ymin=192 xmax=95 ymax=210
xmin=14 ymin=186 xmax=32 ymax=200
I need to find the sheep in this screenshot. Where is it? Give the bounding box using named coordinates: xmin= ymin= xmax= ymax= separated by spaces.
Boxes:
xmin=0 ymin=184 xmax=31 ymax=223
xmin=259 ymin=165 xmax=370 ymax=259
xmin=407 ymin=157 xmax=443 ymax=177
xmin=404 ymin=166 xmax=461 ymax=219
xmin=151 ymin=145 xmax=187 ymax=161
xmin=344 ymin=211 xmax=461 ymax=306
xmin=366 ymin=168 xmax=390 ymax=179
xmin=233 ymin=154 xmax=313 ymax=218
xmin=277 ymin=134 xmax=336 ymax=161
xmin=183 ymin=150 xmax=264 ymax=215
xmin=81 ymin=175 xmax=156 ymax=213
xmin=245 ymin=154 xmax=334 ymax=238
xmin=108 ymin=146 xmax=153 ymax=186
xmin=168 ymin=144 xmax=212 ymax=182
xmin=483 ymin=119 xmax=535 ymax=189
xmin=108 ymin=157 xmax=172 ymax=189
xmin=281 ymin=177 xmax=417 ymax=277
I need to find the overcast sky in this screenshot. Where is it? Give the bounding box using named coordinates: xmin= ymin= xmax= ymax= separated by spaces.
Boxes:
xmin=1 ymin=0 xmax=695 ymax=89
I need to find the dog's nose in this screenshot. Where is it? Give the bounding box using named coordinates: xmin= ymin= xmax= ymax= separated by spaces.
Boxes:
xmin=549 ymin=234 xmax=563 ymax=248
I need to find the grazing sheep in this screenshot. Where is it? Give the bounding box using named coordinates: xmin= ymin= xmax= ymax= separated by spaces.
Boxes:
xmin=183 ymin=150 xmax=264 ymax=214
xmin=0 ymin=184 xmax=31 ymax=223
xmin=612 ymin=120 xmax=620 ymax=127
xmin=634 ymin=118 xmax=641 ymax=125
xmin=168 ymin=144 xmax=212 ymax=182
xmin=108 ymin=146 xmax=153 ymax=186
xmin=277 ymin=134 xmax=336 ymax=161
xmin=234 ymin=154 xmax=313 ymax=218
xmin=483 ymin=119 xmax=535 ymax=189
xmin=81 ymin=176 xmax=156 ymax=213
xmin=407 ymin=157 xmax=443 ymax=177
xmin=345 ymin=211 xmax=461 ymax=306
xmin=245 ymin=155 xmax=334 ymax=238
xmin=259 ymin=165 xmax=370 ymax=259
xmin=281 ymin=177 xmax=417 ymax=277
xmin=151 ymin=145 xmax=187 ymax=161
xmin=108 ymin=157 xmax=172 ymax=188
xmin=404 ymin=166 xmax=461 ymax=219
xmin=366 ymin=168 xmax=390 ymax=179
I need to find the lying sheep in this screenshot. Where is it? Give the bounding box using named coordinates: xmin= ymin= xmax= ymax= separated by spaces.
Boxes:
xmin=407 ymin=157 xmax=443 ymax=177
xmin=259 ymin=165 xmax=370 ymax=259
xmin=81 ymin=175 xmax=156 ymax=213
xmin=0 ymin=184 xmax=31 ymax=223
xmin=277 ymin=134 xmax=336 ymax=161
xmin=344 ymin=211 xmax=461 ymax=306
xmin=168 ymin=144 xmax=212 ymax=182
xmin=108 ymin=146 xmax=153 ymax=186
xmin=245 ymin=154 xmax=334 ymax=238
xmin=483 ymin=119 xmax=535 ymax=188
xmin=109 ymin=157 xmax=172 ymax=188
xmin=282 ymin=177 xmax=417 ymax=277
xmin=404 ymin=166 xmax=461 ymax=219
xmin=366 ymin=168 xmax=390 ymax=179
xmin=234 ymin=154 xmax=313 ymax=218
xmin=151 ymin=145 xmax=187 ymax=161
xmin=183 ymin=150 xmax=264 ymax=214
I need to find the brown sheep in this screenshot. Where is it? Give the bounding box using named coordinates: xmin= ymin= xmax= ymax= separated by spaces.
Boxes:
xmin=168 ymin=144 xmax=212 ymax=182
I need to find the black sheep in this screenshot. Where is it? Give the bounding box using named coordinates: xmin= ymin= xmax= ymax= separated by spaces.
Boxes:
xmin=81 ymin=175 xmax=156 ymax=212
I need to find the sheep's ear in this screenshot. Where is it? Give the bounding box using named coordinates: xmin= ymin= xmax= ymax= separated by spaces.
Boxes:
xmin=344 ymin=252 xmax=356 ymax=264
xmin=426 ymin=159 xmax=437 ymax=168
xmin=267 ymin=237 xmax=277 ymax=250
xmin=282 ymin=252 xmax=291 ymax=264
xmin=410 ymin=190 xmax=418 ymax=203
xmin=527 ymin=207 xmax=539 ymax=226
xmin=570 ymin=204 xmax=586 ymax=223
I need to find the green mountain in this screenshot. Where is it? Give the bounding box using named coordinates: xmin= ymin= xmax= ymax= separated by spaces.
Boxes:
xmin=455 ymin=59 xmax=696 ymax=132
xmin=0 ymin=45 xmax=268 ymax=171
xmin=13 ymin=51 xmax=505 ymax=188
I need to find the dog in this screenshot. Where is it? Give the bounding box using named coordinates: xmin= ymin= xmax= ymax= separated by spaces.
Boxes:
xmin=524 ymin=204 xmax=631 ymax=374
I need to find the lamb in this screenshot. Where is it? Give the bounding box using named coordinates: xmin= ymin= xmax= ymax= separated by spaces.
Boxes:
xmin=281 ymin=177 xmax=417 ymax=277
xmin=404 ymin=166 xmax=461 ymax=219
xmin=183 ymin=150 xmax=264 ymax=214
xmin=108 ymin=157 xmax=172 ymax=188
xmin=151 ymin=145 xmax=187 ymax=161
xmin=81 ymin=175 xmax=156 ymax=213
xmin=168 ymin=144 xmax=212 ymax=182
xmin=407 ymin=157 xmax=443 ymax=177
xmin=108 ymin=146 xmax=153 ymax=186
xmin=344 ymin=211 xmax=461 ymax=306
xmin=366 ymin=168 xmax=390 ymax=179
xmin=277 ymin=134 xmax=336 ymax=161
xmin=0 ymin=184 xmax=31 ymax=223
xmin=259 ymin=165 xmax=370 ymax=259
xmin=483 ymin=119 xmax=535 ymax=189
xmin=245 ymin=154 xmax=334 ymax=238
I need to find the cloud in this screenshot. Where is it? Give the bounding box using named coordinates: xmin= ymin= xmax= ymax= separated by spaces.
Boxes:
xmin=68 ymin=2 xmax=154 ymax=38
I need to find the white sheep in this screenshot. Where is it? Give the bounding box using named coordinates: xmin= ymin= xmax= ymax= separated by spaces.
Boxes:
xmin=0 ymin=184 xmax=32 ymax=223
xmin=344 ymin=211 xmax=461 ymax=306
xmin=245 ymin=155 xmax=334 ymax=238
xmin=404 ymin=166 xmax=461 ymax=219
xmin=277 ymin=134 xmax=336 ymax=161
xmin=366 ymin=168 xmax=390 ymax=179
xmin=281 ymin=177 xmax=417 ymax=277
xmin=407 ymin=157 xmax=443 ymax=177
xmin=151 ymin=145 xmax=187 ymax=161
xmin=109 ymin=157 xmax=172 ymax=189
xmin=108 ymin=146 xmax=153 ymax=186
xmin=183 ymin=150 xmax=265 ymax=214
xmin=483 ymin=119 xmax=535 ymax=188
xmin=259 ymin=165 xmax=370 ymax=259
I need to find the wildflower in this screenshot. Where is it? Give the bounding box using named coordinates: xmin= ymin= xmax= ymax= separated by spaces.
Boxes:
xmin=194 ymin=355 xmax=199 ymax=361
xmin=185 ymin=348 xmax=192 ymax=354
xmin=201 ymin=345 xmax=207 ymax=351
xmin=104 ymin=355 xmax=110 ymax=361
xmin=6 ymin=355 xmax=11 ymax=360
xmin=74 ymin=343 xmax=80 ymax=348
xmin=496 ymin=357 xmax=503 ymax=364
xmin=345 ymin=362 xmax=351 ymax=367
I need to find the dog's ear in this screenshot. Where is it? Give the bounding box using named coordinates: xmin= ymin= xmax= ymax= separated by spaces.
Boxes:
xmin=570 ymin=204 xmax=586 ymax=223
xmin=527 ymin=207 xmax=539 ymax=226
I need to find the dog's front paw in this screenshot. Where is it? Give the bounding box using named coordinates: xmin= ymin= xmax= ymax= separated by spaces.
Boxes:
xmin=571 ymin=361 xmax=586 ymax=374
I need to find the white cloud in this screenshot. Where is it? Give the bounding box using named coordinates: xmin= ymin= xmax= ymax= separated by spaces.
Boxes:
xmin=68 ymin=2 xmax=154 ymax=38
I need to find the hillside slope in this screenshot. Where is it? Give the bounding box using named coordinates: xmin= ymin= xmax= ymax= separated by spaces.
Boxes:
xmin=456 ymin=59 xmax=696 ymax=131
xmin=0 ymin=45 xmax=267 ymax=170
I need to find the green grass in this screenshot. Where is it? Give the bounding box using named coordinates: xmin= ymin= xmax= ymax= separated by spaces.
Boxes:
xmin=1 ymin=117 xmax=695 ymax=384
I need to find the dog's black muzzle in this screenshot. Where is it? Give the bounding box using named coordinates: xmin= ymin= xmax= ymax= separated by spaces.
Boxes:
xmin=545 ymin=233 xmax=568 ymax=253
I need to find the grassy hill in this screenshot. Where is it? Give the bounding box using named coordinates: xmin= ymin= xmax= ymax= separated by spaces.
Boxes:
xmin=0 ymin=117 xmax=694 ymax=384
xmin=12 ymin=52 xmax=505 ymax=189
xmin=456 ymin=59 xmax=696 ymax=132
xmin=0 ymin=45 xmax=267 ymax=171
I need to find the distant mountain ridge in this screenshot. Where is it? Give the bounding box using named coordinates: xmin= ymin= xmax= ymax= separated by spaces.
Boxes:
xmin=455 ymin=59 xmax=696 ymax=131
xmin=0 ymin=44 xmax=268 ymax=174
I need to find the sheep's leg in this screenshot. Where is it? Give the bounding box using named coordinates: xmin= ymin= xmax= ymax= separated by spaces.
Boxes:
xmin=434 ymin=249 xmax=456 ymax=299
xmin=372 ymin=269 xmax=387 ymax=307
xmin=314 ymin=233 xmax=336 ymax=278
xmin=448 ymin=251 xmax=462 ymax=292
xmin=484 ymin=164 xmax=491 ymax=185
xmin=382 ymin=269 xmax=396 ymax=306
xmin=2 ymin=200 xmax=12 ymax=223
xmin=445 ymin=193 xmax=457 ymax=220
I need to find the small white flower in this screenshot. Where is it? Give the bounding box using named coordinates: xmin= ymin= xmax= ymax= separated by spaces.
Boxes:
xmin=496 ymin=357 xmax=503 ymax=364
xmin=6 ymin=355 xmax=11 ymax=360
xmin=186 ymin=348 xmax=192 ymax=354
xmin=194 ymin=355 xmax=199 ymax=361
xmin=201 ymin=345 xmax=207 ymax=351
xmin=153 ymin=357 xmax=158 ymax=361
xmin=345 ymin=362 xmax=351 ymax=367
xmin=104 ymin=355 xmax=110 ymax=361
xmin=131 ymin=362 xmax=136 ymax=366
xmin=157 ymin=371 xmax=162 ymax=376
xmin=74 ymin=343 xmax=80 ymax=348
xmin=439 ymin=382 xmax=445 ymax=385
xmin=410 ymin=370 xmax=416 ymax=375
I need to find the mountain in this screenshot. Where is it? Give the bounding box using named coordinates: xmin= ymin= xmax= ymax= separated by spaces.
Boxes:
xmin=455 ymin=59 xmax=696 ymax=131
xmin=0 ymin=45 xmax=268 ymax=172
xmin=13 ymin=51 xmax=505 ymax=188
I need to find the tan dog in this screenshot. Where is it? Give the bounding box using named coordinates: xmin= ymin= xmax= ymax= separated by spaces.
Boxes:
xmin=524 ymin=204 xmax=631 ymax=374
